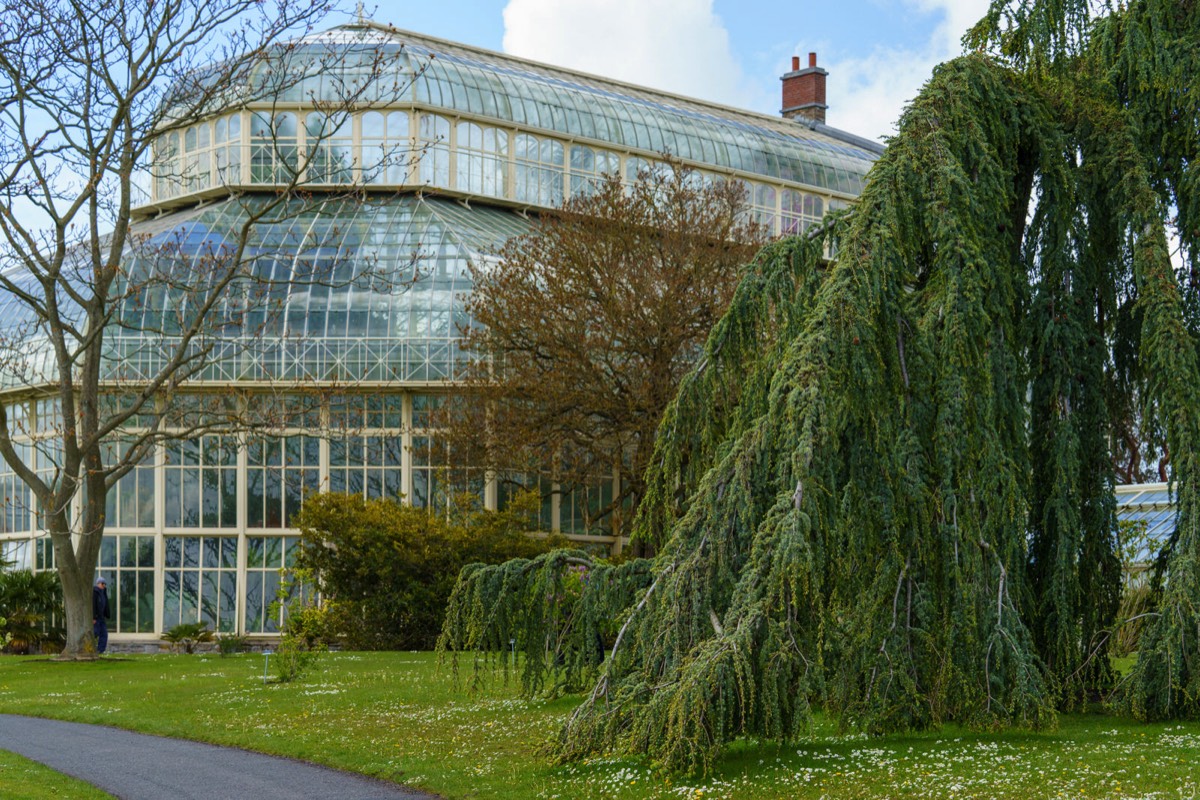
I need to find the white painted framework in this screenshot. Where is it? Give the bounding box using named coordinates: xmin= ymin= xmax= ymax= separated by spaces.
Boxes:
xmin=0 ymin=20 xmax=882 ymax=643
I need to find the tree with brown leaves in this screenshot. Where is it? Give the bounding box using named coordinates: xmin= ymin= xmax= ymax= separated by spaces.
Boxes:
xmin=441 ymin=163 xmax=765 ymax=543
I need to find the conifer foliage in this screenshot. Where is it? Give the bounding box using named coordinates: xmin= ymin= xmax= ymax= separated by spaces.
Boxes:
xmin=439 ymin=0 xmax=1200 ymax=772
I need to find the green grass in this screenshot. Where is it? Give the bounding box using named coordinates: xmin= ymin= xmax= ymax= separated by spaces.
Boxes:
xmin=1 ymin=652 xmax=1198 ymax=799
xmin=0 ymin=750 xmax=113 ymax=799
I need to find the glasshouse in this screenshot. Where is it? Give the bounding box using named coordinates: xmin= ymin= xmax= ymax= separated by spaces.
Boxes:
xmin=0 ymin=20 xmax=884 ymax=642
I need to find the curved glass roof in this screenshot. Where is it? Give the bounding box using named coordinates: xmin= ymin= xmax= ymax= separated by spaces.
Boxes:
xmin=1116 ymin=482 xmax=1176 ymax=560
xmin=0 ymin=195 xmax=529 ymax=389
xmin=264 ymin=23 xmax=879 ymax=195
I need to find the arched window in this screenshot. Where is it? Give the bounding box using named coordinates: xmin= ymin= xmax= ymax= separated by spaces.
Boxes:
xmin=361 ymin=111 xmax=411 ymax=184
xmin=624 ymin=155 xmax=651 ymax=185
xmin=183 ymin=123 xmax=212 ymax=192
xmin=154 ymin=132 xmax=181 ymax=200
xmin=515 ymin=134 xmax=564 ymax=206
xmin=214 ymin=113 xmax=242 ymax=185
xmin=569 ymin=144 xmax=619 ymax=197
xmin=781 ymin=189 xmax=824 ymax=235
xmin=250 ymin=112 xmax=298 ymax=184
xmin=305 ymin=112 xmax=353 ymax=184
xmin=754 ymin=183 xmax=778 ymax=235
xmin=456 ymin=121 xmax=508 ymax=198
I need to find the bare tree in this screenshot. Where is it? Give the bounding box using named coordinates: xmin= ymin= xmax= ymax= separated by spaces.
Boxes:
xmin=0 ymin=0 xmax=413 ymax=657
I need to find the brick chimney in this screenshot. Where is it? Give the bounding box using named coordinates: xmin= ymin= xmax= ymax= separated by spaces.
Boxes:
xmin=781 ymin=52 xmax=827 ymax=125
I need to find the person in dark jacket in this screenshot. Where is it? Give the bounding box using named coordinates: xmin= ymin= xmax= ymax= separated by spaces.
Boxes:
xmin=92 ymin=577 xmax=111 ymax=655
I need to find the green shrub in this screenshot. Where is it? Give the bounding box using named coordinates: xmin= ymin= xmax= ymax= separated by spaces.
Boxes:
xmin=268 ymin=569 xmax=325 ymax=682
xmin=0 ymin=570 xmax=63 ymax=654
xmin=161 ymin=622 xmax=214 ymax=654
xmin=216 ymin=633 xmax=249 ymax=656
xmin=293 ymin=490 xmax=566 ymax=650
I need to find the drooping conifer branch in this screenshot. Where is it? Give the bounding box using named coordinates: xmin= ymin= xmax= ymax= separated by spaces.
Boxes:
xmin=440 ymin=0 xmax=1200 ymax=772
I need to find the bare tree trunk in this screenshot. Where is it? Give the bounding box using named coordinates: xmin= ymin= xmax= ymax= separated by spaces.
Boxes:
xmin=48 ymin=523 xmax=102 ymax=659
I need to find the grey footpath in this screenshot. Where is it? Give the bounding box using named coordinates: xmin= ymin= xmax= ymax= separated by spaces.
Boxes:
xmin=0 ymin=714 xmax=437 ymax=800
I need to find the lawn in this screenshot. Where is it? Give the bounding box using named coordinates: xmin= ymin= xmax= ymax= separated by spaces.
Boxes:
xmin=0 ymin=750 xmax=113 ymax=799
xmin=0 ymin=652 xmax=1197 ymax=799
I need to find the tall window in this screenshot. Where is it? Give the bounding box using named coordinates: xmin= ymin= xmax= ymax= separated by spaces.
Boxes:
xmin=0 ymin=440 xmax=31 ymax=534
xmin=515 ymin=134 xmax=564 ymax=206
xmin=162 ymin=535 xmax=238 ymax=632
xmin=244 ymin=535 xmax=303 ymax=633
xmin=246 ymin=435 xmax=320 ymax=528
xmin=561 ymin=477 xmax=615 ymax=536
xmin=184 ymin=122 xmax=212 ymax=191
xmin=104 ymin=441 xmax=155 ymax=529
xmin=214 ymin=113 xmax=242 ymax=184
xmin=305 ymin=112 xmax=353 ymax=184
xmin=418 ymin=113 xmax=451 ymax=188
xmin=155 ymin=132 xmax=182 ymax=199
xmin=456 ymin=121 xmax=508 ymax=198
xmin=97 ymin=535 xmax=155 ymax=633
xmin=569 ymin=145 xmax=619 ymax=197
xmin=753 ymin=183 xmax=778 ymax=235
xmin=35 ymin=537 xmax=53 ymax=571
xmin=781 ymin=189 xmax=823 ymax=235
xmin=250 ymin=112 xmax=298 ymax=183
xmin=361 ymin=110 xmax=410 ymax=183
xmin=164 ymin=436 xmax=237 ymax=529
xmin=624 ymin=155 xmax=652 ymax=185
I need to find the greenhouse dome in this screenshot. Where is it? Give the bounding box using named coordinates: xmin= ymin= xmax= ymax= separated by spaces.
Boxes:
xmin=0 ymin=19 xmax=884 ymax=643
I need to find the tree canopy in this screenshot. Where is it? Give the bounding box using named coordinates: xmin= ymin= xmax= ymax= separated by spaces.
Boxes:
xmin=439 ymin=163 xmax=764 ymax=538
xmin=439 ymin=0 xmax=1200 ymax=773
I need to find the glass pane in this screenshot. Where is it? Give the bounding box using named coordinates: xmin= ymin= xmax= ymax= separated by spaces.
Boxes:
xmin=222 ymin=469 xmax=237 ymax=528
xmin=182 ymin=470 xmax=200 ymax=526
xmin=183 ymin=536 xmax=200 ymax=569
xmin=246 ymin=536 xmax=264 ymax=570
xmin=120 ymin=537 xmax=136 ymax=568
xmin=219 ymin=572 xmax=237 ymax=633
xmin=262 ymin=571 xmax=281 ymax=633
xmin=244 ymin=573 xmax=263 ymax=633
xmin=100 ymin=536 xmax=116 ymax=568
xmin=119 ymin=569 xmax=136 ymax=631
xmin=200 ymin=571 xmax=219 ymax=627
xmin=221 ymin=537 xmax=237 ymax=569
xmin=265 ymin=470 xmax=282 ymax=528
xmin=264 ymin=537 xmax=283 ymax=569
xmin=203 ymin=537 xmax=219 ymax=569
xmin=181 ymin=570 xmax=199 ymax=624
xmin=163 ymin=570 xmax=181 ymax=628
xmin=165 ymin=470 xmax=181 ymax=527
xmin=203 ymin=469 xmax=219 ymax=527
xmin=119 ymin=475 xmax=136 ymax=527
xmin=137 ymin=571 xmax=154 ymax=633
xmin=165 ymin=537 xmax=182 ymax=568
xmin=138 ymin=536 xmax=154 ymax=568
xmin=138 ymin=473 xmax=155 ymax=528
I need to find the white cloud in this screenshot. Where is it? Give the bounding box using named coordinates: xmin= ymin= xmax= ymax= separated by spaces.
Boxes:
xmin=823 ymin=0 xmax=991 ymax=141
xmin=501 ymin=0 xmax=750 ymax=108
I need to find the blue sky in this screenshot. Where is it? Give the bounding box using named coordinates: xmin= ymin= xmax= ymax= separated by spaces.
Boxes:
xmin=362 ymin=0 xmax=992 ymax=141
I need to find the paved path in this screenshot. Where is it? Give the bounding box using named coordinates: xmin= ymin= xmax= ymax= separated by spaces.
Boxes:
xmin=0 ymin=714 xmax=437 ymax=800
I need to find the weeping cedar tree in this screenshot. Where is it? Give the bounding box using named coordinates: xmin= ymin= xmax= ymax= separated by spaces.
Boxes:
xmin=439 ymin=0 xmax=1200 ymax=773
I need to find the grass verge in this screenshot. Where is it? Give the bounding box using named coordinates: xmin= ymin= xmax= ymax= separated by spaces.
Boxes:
xmin=0 ymin=652 xmax=1197 ymax=799
xmin=0 ymin=750 xmax=114 ymax=799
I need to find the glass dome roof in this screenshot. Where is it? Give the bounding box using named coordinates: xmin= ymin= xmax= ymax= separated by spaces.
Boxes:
xmin=0 ymin=195 xmax=529 ymax=388
xmin=266 ymin=23 xmax=879 ymax=195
